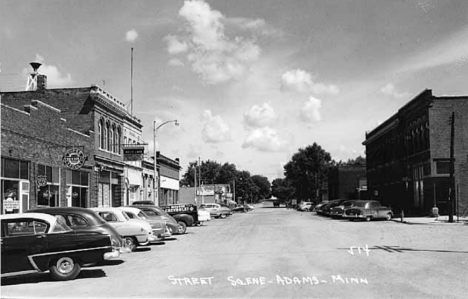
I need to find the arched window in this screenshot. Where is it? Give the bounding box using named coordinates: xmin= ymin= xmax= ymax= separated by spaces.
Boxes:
xmin=107 ymin=122 xmax=112 ymax=151
xmin=103 ymin=122 xmax=108 ymax=151
xmin=117 ymin=127 xmax=122 ymax=154
xmin=109 ymin=126 xmax=114 ymax=153
xmin=114 ymin=129 xmax=118 ymax=153
xmin=100 ymin=119 xmax=106 ymax=150
xmin=98 ymin=120 xmax=102 ymax=149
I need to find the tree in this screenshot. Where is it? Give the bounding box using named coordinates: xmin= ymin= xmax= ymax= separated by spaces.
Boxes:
xmin=283 ymin=142 xmax=332 ymax=201
xmin=180 ymin=160 xmax=222 ymax=187
xmin=271 ymin=178 xmax=295 ymax=201
xmin=251 ymin=175 xmax=271 ymax=200
xmin=346 ymin=155 xmax=366 ymax=166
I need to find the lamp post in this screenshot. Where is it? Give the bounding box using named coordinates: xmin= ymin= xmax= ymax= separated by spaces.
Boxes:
xmin=153 ymin=119 xmax=179 ymax=206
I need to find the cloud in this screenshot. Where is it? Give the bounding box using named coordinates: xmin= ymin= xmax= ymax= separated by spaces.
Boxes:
xmin=201 ymin=110 xmax=231 ymax=143
xmin=126 ymin=29 xmax=139 ymax=43
xmin=281 ymin=69 xmax=339 ymax=96
xmin=226 ymin=17 xmax=283 ymax=37
xmin=27 ymin=54 xmax=73 ymax=88
xmin=379 ymin=83 xmax=410 ymax=99
xmin=243 ymin=103 xmax=277 ymax=128
xmin=398 ymin=25 xmax=468 ymax=73
xmin=168 ymin=0 xmax=261 ymax=84
xmin=186 ymin=144 xmax=202 ymax=158
xmin=168 ymin=58 xmax=185 ymax=67
xmin=165 ymin=35 xmax=188 ymax=54
xmin=300 ymin=96 xmax=322 ymax=123
xmin=242 ymin=127 xmax=287 ymax=152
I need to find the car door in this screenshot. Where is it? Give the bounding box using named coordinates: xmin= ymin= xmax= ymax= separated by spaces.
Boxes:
xmin=1 ymin=219 xmax=48 ymax=273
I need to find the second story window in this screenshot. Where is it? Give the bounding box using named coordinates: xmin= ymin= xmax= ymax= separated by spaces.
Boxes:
xmin=109 ymin=126 xmax=114 ymax=152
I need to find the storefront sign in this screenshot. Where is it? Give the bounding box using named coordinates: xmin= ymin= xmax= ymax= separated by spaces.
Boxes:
xmin=3 ymin=198 xmax=19 ymax=212
xmin=123 ymin=146 xmax=145 ymax=161
xmin=63 ymin=148 xmax=87 ymax=170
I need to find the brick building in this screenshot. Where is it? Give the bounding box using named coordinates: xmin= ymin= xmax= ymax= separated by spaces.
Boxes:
xmin=1 ymin=82 xmax=145 ymax=211
xmin=363 ymin=89 xmax=468 ymax=216
xmin=1 ymin=99 xmax=94 ymax=213
xmin=328 ymin=164 xmax=367 ymax=200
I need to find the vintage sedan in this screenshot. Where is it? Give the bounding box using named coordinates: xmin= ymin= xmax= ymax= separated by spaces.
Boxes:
xmin=129 ymin=205 xmax=182 ymax=234
xmin=1 ymin=213 xmax=120 ymax=281
xmin=200 ymin=203 xmax=232 ymax=219
xmin=26 ymin=207 xmax=128 ymax=253
xmin=343 ymin=200 xmax=393 ymax=221
xmin=329 ymin=200 xmax=359 ymax=218
xmin=90 ymin=207 xmax=157 ymax=251
xmin=118 ymin=207 xmax=171 ymax=240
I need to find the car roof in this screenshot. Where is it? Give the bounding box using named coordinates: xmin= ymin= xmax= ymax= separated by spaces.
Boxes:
xmin=27 ymin=207 xmax=98 ymax=216
xmin=1 ymin=212 xmax=57 ymax=223
xmin=118 ymin=206 xmax=143 ymax=213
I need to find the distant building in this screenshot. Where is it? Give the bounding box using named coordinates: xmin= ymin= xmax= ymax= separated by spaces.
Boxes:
xmin=179 ymin=184 xmax=231 ymax=206
xmin=156 ymin=152 xmax=181 ymax=206
xmin=363 ymin=89 xmax=468 ymax=216
xmin=327 ymin=164 xmax=367 ymax=200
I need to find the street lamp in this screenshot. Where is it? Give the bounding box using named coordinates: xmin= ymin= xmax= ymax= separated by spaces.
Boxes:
xmin=153 ymin=119 xmax=179 ymax=206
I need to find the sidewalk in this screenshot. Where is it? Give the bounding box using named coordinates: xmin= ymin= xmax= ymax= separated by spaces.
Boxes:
xmin=391 ymin=215 xmax=468 ymax=225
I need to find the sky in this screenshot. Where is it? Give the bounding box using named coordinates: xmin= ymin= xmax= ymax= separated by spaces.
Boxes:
xmin=2 ymin=0 xmax=468 ymax=182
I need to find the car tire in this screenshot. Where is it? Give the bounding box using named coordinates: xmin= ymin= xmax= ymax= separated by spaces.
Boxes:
xmin=49 ymin=257 xmax=81 ymax=281
xmin=124 ymin=236 xmax=137 ymax=252
xmin=177 ymin=221 xmax=187 ymax=234
xmin=365 ymin=216 xmax=371 ymax=221
xmin=386 ymin=213 xmax=392 ymax=221
xmin=220 ymin=214 xmax=227 ymax=219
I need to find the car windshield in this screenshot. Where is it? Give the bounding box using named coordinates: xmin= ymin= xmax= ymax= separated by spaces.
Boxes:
xmin=137 ymin=211 xmax=148 ymax=219
xmin=343 ymin=201 xmax=355 ymax=207
xmin=353 ymin=201 xmax=369 ymax=207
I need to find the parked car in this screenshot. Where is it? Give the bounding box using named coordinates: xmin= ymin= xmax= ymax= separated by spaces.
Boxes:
xmin=161 ymin=204 xmax=200 ymax=230
xmin=200 ymin=203 xmax=232 ymax=219
xmin=1 ymin=213 xmax=120 ymax=281
xmin=321 ymin=199 xmax=348 ymax=216
xmin=131 ymin=205 xmax=185 ymax=234
xmin=297 ymin=201 xmax=314 ymax=212
xmin=313 ymin=201 xmax=328 ymax=214
xmin=343 ymin=200 xmax=393 ymax=221
xmin=329 ymin=200 xmax=360 ymax=218
xmin=231 ymin=204 xmax=249 ymax=213
xmin=118 ymin=207 xmax=171 ymax=240
xmin=26 ymin=207 xmax=127 ymax=253
xmin=90 ymin=207 xmax=157 ymax=251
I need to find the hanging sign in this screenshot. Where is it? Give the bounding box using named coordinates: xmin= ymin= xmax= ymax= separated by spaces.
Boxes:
xmin=63 ymin=148 xmax=87 ymax=170
xmin=123 ymin=146 xmax=145 ymax=161
xmin=36 ymin=175 xmax=48 ymax=187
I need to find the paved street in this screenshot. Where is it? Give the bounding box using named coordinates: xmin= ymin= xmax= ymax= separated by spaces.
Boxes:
xmin=2 ymin=204 xmax=468 ymax=299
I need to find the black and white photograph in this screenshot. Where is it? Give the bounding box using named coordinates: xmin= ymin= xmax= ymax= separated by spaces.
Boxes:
xmin=1 ymin=0 xmax=468 ymax=298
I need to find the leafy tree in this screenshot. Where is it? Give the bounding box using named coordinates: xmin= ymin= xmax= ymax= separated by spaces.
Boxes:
xmin=180 ymin=160 xmax=222 ymax=187
xmin=346 ymin=155 xmax=366 ymax=166
xmin=271 ymin=178 xmax=295 ymax=201
xmin=251 ymin=175 xmax=271 ymax=200
xmin=284 ymin=142 xmax=332 ymax=200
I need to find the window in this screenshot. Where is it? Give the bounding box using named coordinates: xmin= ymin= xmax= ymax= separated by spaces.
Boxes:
xmin=66 ymin=170 xmax=89 ymax=208
xmin=37 ymin=164 xmax=60 ymax=207
xmin=124 ymin=211 xmax=135 ymax=219
xmin=436 ymin=161 xmax=450 ymax=174
xmin=6 ymin=220 xmax=48 ymax=236
xmin=109 ymin=126 xmax=114 ymax=153
xmin=1 ymin=158 xmax=29 ymax=179
xmin=99 ymin=119 xmax=105 ymax=149
xmin=66 ymin=215 xmax=88 ymax=227
xmin=98 ymin=212 xmax=117 ymax=222
xmin=114 ymin=130 xmax=118 ymax=153
xmin=104 ymin=123 xmax=108 ymax=151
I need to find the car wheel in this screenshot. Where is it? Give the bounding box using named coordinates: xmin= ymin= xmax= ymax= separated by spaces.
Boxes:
xmin=49 ymin=257 xmax=81 ymax=281
xmin=124 ymin=236 xmax=137 ymax=252
xmin=365 ymin=216 xmax=371 ymax=222
xmin=386 ymin=213 xmax=392 ymax=221
xmin=220 ymin=214 xmax=227 ymax=219
xmin=177 ymin=221 xmax=187 ymax=234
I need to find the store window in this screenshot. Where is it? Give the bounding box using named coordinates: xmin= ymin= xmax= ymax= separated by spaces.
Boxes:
xmin=37 ymin=164 xmax=60 ymax=207
xmin=66 ymin=170 xmax=89 ymax=208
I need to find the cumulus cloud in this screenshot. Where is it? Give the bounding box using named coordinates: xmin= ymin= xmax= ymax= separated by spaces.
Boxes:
xmin=242 ymin=127 xmax=287 ymax=152
xmin=126 ymin=29 xmax=139 ymax=43
xmin=201 ymin=110 xmax=231 ymax=143
xmin=281 ymin=69 xmax=339 ymax=96
xmin=300 ymin=96 xmax=322 ymax=123
xmin=380 ymin=83 xmax=410 ymax=99
xmin=243 ymin=103 xmax=277 ymax=128
xmin=165 ymin=35 xmax=188 ymax=54
xmin=27 ymin=54 xmax=73 ymax=88
xmin=166 ymin=0 xmax=262 ymax=84
xmin=226 ymin=17 xmax=283 ymax=37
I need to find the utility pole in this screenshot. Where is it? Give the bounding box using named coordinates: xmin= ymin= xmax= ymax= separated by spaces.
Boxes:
xmin=194 ymin=161 xmax=197 ymax=205
xmin=449 ymin=112 xmax=455 ymax=223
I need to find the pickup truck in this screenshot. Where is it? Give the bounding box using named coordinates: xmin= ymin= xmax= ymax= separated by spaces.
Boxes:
xmin=161 ymin=204 xmax=200 ymax=229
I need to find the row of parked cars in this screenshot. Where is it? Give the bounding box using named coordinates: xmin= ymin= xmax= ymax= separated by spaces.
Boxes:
xmin=1 ymin=201 xmax=247 ymax=282
xmin=294 ymin=199 xmax=394 ymax=221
